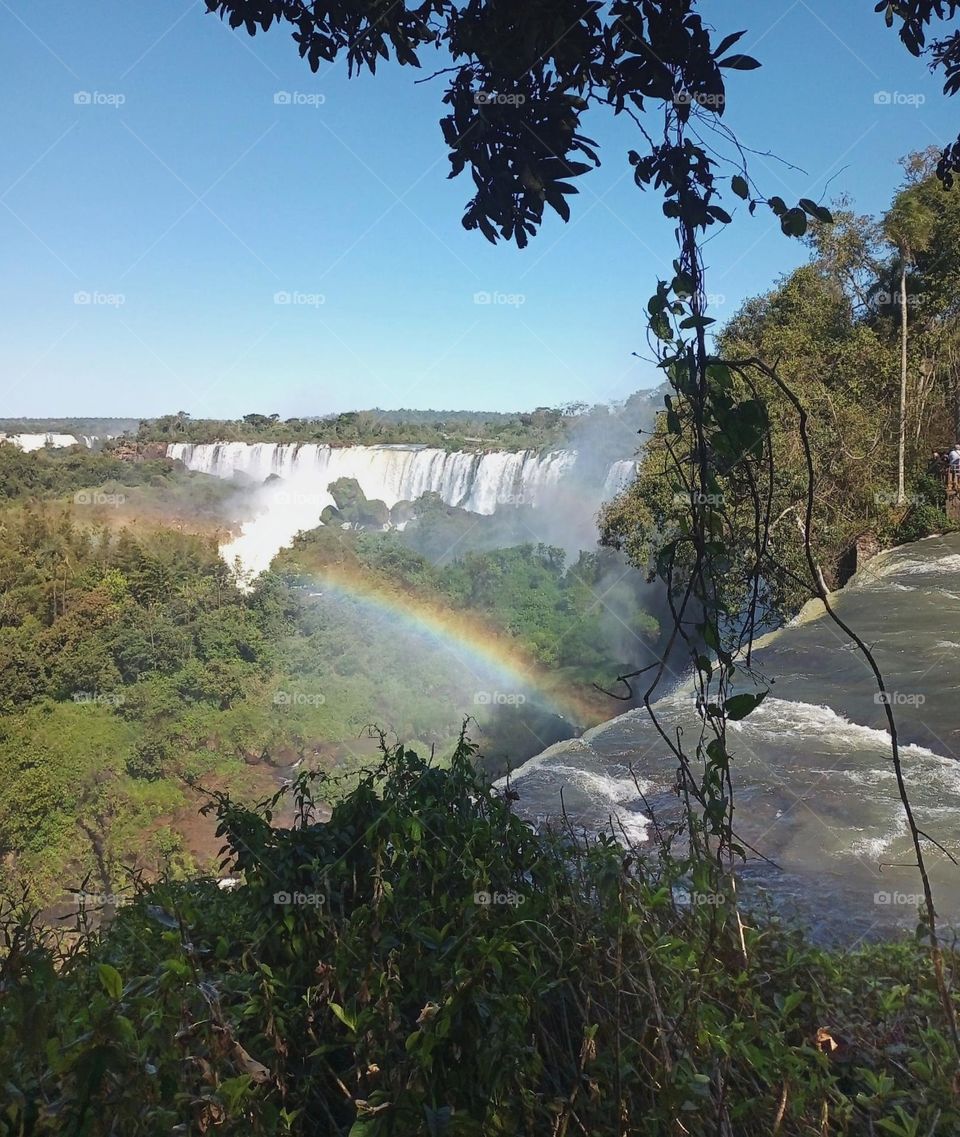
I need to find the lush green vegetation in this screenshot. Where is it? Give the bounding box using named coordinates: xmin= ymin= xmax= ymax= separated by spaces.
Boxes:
xmin=0 ymin=418 xmax=139 ymax=440
xmin=2 ymin=740 xmax=958 ymax=1136
xmin=283 ymin=521 xmax=658 ymax=676
xmin=0 ymin=441 xmax=240 ymax=525
xmin=0 ymin=448 xmax=656 ymax=904
xmin=130 ymin=393 xmax=660 ymax=461
xmin=134 ymin=406 xmax=576 ymax=451
xmin=9 ymin=3 xmax=960 ymax=1128
xmin=602 ymin=157 xmax=960 ymax=616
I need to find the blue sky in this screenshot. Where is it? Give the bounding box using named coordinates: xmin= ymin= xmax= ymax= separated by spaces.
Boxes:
xmin=2 ymin=0 xmax=958 ymax=418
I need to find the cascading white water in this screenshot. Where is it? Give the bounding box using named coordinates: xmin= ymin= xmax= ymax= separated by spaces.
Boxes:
xmin=602 ymin=459 xmax=637 ymax=499
xmin=167 ymin=441 xmax=631 ymax=577
xmin=167 ymin=441 xmax=580 ymax=514
xmin=1 ymin=432 xmax=82 ymax=451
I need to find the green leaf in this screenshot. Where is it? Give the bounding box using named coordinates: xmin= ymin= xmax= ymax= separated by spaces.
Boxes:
xmin=731 ymin=175 xmax=749 ymax=200
xmin=97 ymin=963 xmax=123 ymax=1000
xmin=718 ymin=54 xmax=762 ymax=70
xmin=780 ymin=207 xmax=808 ymax=238
xmin=713 ymin=30 xmax=747 ymax=58
xmin=780 ymin=990 xmax=806 ymax=1016
xmin=706 ymin=362 xmax=733 ymax=389
xmin=348 ymin=1118 xmax=381 ymax=1137
xmin=723 ymin=691 xmax=768 ymax=721
xmin=329 ymin=1002 xmax=357 ymax=1032
xmin=651 ymin=313 xmax=674 ymax=341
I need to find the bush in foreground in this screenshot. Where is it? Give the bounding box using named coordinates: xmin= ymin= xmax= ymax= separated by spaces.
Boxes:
xmin=1 ymin=737 xmax=958 ymax=1135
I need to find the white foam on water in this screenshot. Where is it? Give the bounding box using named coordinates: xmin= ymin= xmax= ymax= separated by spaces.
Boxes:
xmin=500 ymin=757 xmax=650 ymax=845
xmin=496 ymin=738 xmax=595 ymax=788
xmin=837 ymin=767 xmax=897 ymax=787
xmin=886 ymin=553 xmax=960 ymax=577
xmin=546 ymin=762 xmax=652 ymax=801
xmin=615 ymin=812 xmax=650 ymax=846
xmin=848 ymin=812 xmax=908 ymax=859
xmin=731 ymin=697 xmax=949 ymax=764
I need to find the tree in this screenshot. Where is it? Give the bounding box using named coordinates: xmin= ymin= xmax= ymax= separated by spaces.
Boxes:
xmin=884 ymin=180 xmax=935 ymax=501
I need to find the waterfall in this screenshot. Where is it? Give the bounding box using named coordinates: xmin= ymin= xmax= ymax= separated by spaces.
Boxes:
xmin=1 ymin=432 xmax=82 ymax=451
xmin=167 ymin=442 xmax=582 ymax=515
xmin=167 ymin=441 xmax=635 ymax=577
xmin=602 ymin=460 xmax=637 ymax=499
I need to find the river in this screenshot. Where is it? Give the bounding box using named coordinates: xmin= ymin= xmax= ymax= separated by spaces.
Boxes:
xmin=506 ymin=534 xmax=960 ymax=942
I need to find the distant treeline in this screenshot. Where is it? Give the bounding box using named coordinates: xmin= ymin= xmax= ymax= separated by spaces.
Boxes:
xmin=0 ymin=418 xmax=140 ymax=437
xmin=3 ymin=390 xmax=663 ymax=464
xmin=134 ymin=406 xmax=577 ymax=451
xmin=132 ymin=391 xmax=661 ymax=459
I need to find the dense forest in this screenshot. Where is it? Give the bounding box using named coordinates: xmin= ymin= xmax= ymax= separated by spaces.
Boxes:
xmin=603 ymin=152 xmax=960 ymax=614
xmin=0 ymin=445 xmax=655 ymax=906
xmin=0 ymin=418 xmax=139 ymax=439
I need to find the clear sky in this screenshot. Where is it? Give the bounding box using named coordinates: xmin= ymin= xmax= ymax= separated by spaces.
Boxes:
xmin=2 ymin=0 xmax=958 ymax=418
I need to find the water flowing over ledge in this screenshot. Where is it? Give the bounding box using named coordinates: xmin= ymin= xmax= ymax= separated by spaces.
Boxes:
xmin=168 ymin=440 xmax=596 ymax=513
xmin=509 ymin=534 xmax=960 ymax=941
xmin=167 ymin=441 xmax=638 ymax=576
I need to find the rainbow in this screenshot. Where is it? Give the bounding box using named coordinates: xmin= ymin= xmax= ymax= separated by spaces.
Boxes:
xmin=299 ymin=567 xmax=600 ymax=726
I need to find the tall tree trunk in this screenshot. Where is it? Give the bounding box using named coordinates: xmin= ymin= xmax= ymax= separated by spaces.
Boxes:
xmin=897 ymin=258 xmax=908 ymax=505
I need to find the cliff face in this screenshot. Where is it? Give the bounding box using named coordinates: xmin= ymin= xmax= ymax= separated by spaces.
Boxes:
xmin=109 ymin=440 xmax=169 ymax=462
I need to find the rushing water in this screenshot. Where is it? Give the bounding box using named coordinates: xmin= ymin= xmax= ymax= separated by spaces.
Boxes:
xmin=507 ymin=535 xmax=960 ymax=941
xmin=1 ymin=432 xmax=85 ymax=450
xmin=168 ymin=441 xmax=636 ymax=575
xmin=168 ymin=441 xmax=598 ymax=512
